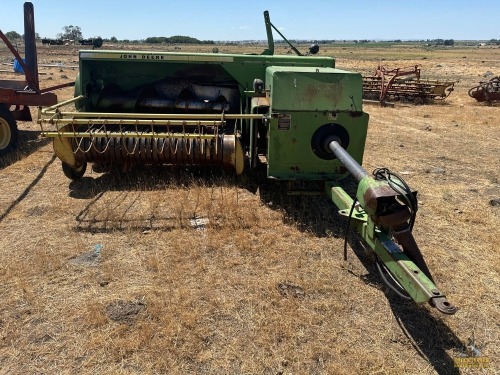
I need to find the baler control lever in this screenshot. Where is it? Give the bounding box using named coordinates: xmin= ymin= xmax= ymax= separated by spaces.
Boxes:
xmin=262 ymin=10 xmax=318 ymax=56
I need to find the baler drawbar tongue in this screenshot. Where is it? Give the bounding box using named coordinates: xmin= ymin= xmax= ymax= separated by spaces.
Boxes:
xmin=326 ymin=139 xmax=457 ymax=315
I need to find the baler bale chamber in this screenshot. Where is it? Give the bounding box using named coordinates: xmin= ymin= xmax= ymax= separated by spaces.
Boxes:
xmin=38 ymin=11 xmax=456 ymax=315
xmin=39 ymin=49 xmax=367 ymax=181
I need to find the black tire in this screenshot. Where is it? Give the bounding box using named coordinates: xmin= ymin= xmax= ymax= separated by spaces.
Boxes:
xmin=0 ymin=104 xmax=18 ymax=156
xmin=62 ymin=161 xmax=87 ymax=180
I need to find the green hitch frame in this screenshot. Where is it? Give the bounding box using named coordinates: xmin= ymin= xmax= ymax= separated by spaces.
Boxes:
xmin=325 ymin=141 xmax=457 ymax=315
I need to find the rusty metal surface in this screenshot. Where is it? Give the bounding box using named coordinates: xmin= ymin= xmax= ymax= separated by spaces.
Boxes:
xmin=363 ymin=65 xmax=455 ymax=104
xmin=0 ymin=88 xmax=57 ymax=107
xmin=393 ymin=229 xmax=434 ymax=282
xmin=70 ymin=131 xmax=237 ymax=172
xmin=431 ymin=296 xmax=458 ymax=315
xmin=0 ymin=31 xmax=39 ymax=92
xmin=0 ymin=80 xmax=29 ymax=91
xmin=23 ymin=2 xmax=39 ymax=91
xmin=468 ymin=76 xmax=500 ymax=103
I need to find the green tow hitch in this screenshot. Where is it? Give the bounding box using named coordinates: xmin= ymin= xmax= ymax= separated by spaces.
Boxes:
xmin=325 ymin=139 xmax=457 ymax=315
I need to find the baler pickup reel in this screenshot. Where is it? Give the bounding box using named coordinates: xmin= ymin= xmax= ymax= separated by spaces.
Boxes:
xmin=39 ymin=96 xmax=264 ymax=178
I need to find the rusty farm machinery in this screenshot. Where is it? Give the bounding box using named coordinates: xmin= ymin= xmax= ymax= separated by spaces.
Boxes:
xmin=468 ymin=76 xmax=500 ymax=104
xmin=37 ymin=9 xmax=457 ymax=315
xmin=0 ymin=2 xmax=74 ymax=156
xmin=363 ymin=65 xmax=455 ymax=104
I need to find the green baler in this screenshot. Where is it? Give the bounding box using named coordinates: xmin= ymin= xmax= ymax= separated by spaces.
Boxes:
xmin=38 ymin=11 xmax=456 ymax=315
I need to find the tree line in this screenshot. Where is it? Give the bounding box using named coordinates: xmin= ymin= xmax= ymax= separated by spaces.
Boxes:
xmin=3 ymin=27 xmax=498 ymax=47
xmin=144 ymin=36 xmax=215 ymax=44
xmin=3 ymin=26 xmax=82 ymax=41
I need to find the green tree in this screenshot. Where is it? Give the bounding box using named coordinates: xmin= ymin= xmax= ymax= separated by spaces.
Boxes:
xmin=58 ymin=25 xmax=83 ymax=40
xmin=5 ymin=31 xmax=22 ymax=40
xmin=165 ymin=35 xmax=201 ymax=44
xmin=145 ymin=36 xmax=166 ymax=44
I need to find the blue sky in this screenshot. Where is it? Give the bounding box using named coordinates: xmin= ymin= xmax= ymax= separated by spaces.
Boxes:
xmin=1 ymin=0 xmax=499 ymax=41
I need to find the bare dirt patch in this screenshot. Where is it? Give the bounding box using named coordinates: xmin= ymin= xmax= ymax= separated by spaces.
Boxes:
xmin=106 ymin=299 xmax=146 ymax=324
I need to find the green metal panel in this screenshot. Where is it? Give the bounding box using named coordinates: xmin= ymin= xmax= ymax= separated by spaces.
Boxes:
xmin=265 ymin=67 xmax=363 ymax=112
xmin=77 ymin=50 xmax=336 ymax=104
xmin=267 ymin=111 xmax=368 ymax=180
xmin=265 ymin=67 xmax=368 ymax=180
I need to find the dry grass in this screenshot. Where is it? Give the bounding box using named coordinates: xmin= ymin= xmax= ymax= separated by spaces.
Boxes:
xmin=0 ymin=42 xmax=499 ymax=374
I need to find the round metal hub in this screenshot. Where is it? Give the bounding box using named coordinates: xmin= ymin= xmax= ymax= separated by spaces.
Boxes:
xmin=310 ymin=123 xmax=349 ymax=160
xmin=0 ymin=117 xmax=12 ymax=150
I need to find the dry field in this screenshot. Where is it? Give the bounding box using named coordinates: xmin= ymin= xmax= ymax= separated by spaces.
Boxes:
xmin=0 ymin=43 xmax=499 ymax=374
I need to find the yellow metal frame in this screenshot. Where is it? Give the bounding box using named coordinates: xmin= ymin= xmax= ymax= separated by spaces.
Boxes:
xmin=37 ymin=96 xmax=261 ymax=175
xmin=38 ymin=96 xmax=266 ymax=139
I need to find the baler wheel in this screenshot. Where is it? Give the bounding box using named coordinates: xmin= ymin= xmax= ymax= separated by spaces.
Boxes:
xmin=62 ymin=161 xmax=87 ymax=180
xmin=0 ymin=105 xmax=18 ymax=156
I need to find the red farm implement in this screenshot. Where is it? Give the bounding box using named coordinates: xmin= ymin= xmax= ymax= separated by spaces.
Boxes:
xmin=0 ymin=2 xmax=74 ymax=155
xmin=363 ymin=65 xmax=455 ymax=105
